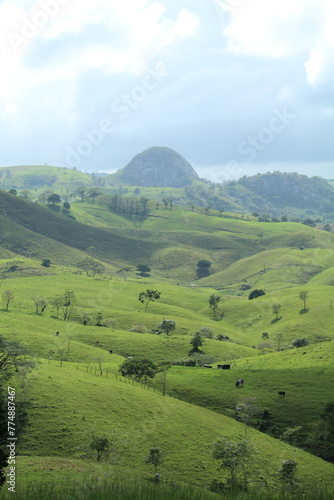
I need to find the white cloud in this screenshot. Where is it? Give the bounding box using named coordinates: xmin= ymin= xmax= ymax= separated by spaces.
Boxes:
xmin=219 ymin=0 xmax=334 ymax=85
xmin=0 ymin=0 xmax=200 ymax=127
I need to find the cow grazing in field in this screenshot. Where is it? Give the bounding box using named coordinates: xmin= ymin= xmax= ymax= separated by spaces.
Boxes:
xmin=235 ymin=379 xmax=244 ymax=388
xmin=217 ymin=364 xmax=231 ymax=369
xmin=55 ymin=331 xmax=59 ymax=336
xmin=278 ymin=391 xmax=286 ymax=398
xmin=203 ymin=364 xmax=213 ymax=368
xmin=109 ymin=349 xmax=113 ymax=354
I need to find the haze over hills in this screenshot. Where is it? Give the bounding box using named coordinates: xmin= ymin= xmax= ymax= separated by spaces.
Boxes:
xmin=1 ymin=150 xmax=334 ymax=220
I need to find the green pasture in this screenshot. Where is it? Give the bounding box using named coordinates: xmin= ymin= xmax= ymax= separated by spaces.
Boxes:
xmin=7 ymin=361 xmax=334 ymax=490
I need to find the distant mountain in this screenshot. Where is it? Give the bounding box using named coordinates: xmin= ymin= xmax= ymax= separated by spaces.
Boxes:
xmin=107 ymin=147 xmax=200 ymax=187
xmin=236 ymin=172 xmax=334 ymax=211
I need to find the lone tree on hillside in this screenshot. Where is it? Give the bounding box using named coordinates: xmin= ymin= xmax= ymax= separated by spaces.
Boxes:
xmin=119 ymin=358 xmax=157 ymax=382
xmin=209 ymin=294 xmax=221 ymax=319
xmin=189 ymin=332 xmax=204 ymax=354
xmin=272 ymin=303 xmax=281 ymax=321
xmin=32 ymin=296 xmax=48 ymax=314
xmin=49 ymin=294 xmax=64 ymax=318
xmin=2 ymin=290 xmax=14 ymax=311
xmin=248 ymin=289 xmax=265 ymax=300
xmin=117 ymin=267 xmax=132 ymax=281
xmin=47 ymin=193 xmax=61 ymax=205
xmin=62 ymin=289 xmax=76 ymax=321
xmin=41 ymin=258 xmax=51 ymax=268
xmin=213 ymin=437 xmax=258 ymax=490
xmin=157 ymin=318 xmax=176 ymax=336
xmin=89 ymin=435 xmax=110 ymax=462
xmin=197 ymin=260 xmax=212 ymax=278
xmin=87 ymin=187 xmax=103 ymax=202
xmin=136 ymin=264 xmax=151 ymax=276
xmin=278 ymin=460 xmax=298 ymax=491
xmin=76 ymin=186 xmax=87 ymax=201
xmin=77 ymin=257 xmax=105 ymax=277
xmin=138 ymin=289 xmax=161 ymax=313
xmin=145 ymin=447 xmax=164 ymax=475
xmin=299 ymin=291 xmax=309 ymax=311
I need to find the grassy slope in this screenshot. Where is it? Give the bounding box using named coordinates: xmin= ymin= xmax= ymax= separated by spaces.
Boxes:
xmin=2 ymin=196 xmax=334 ymax=493
xmin=14 ymin=360 xmax=334 ymax=490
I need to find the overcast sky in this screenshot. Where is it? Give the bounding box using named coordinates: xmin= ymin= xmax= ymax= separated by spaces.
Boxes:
xmin=1 ymin=0 xmax=334 ymax=181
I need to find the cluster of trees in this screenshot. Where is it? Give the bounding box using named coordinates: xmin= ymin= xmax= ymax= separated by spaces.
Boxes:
xmin=108 ymin=194 xmax=150 ymax=217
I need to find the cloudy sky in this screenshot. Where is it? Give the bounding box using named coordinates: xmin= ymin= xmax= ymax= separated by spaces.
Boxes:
xmin=0 ymin=0 xmax=334 ymax=181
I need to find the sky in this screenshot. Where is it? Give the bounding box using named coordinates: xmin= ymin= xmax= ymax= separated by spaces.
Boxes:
xmin=0 ymin=0 xmax=334 ymax=181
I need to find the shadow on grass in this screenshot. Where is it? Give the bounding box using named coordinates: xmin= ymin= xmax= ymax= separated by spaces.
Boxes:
xmin=299 ymin=308 xmax=309 ymax=315
xmin=271 ymin=316 xmax=282 ymax=324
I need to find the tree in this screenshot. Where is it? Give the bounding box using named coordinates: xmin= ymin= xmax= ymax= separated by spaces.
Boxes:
xmin=50 ymin=294 xmax=64 ymax=318
xmin=76 ymin=186 xmax=87 ymax=201
xmin=213 ymin=437 xmax=258 ymax=489
xmin=236 ymin=397 xmax=260 ymax=438
xmin=87 ymin=187 xmax=103 ymax=202
xmin=41 ymin=258 xmax=51 ymax=268
xmin=138 ymin=289 xmax=161 ymax=313
xmin=89 ymin=435 xmax=110 ymax=462
xmin=136 ymin=264 xmax=151 ymax=276
xmin=63 ymin=202 xmax=71 ymax=210
xmin=8 ymin=189 xmax=17 ymax=195
xmin=157 ymin=318 xmax=176 ymax=336
xmin=145 ymin=447 xmax=164 ymax=474
xmin=274 ymin=332 xmax=285 ymax=352
xmin=197 ymin=260 xmax=212 ymax=278
xmin=278 ymin=460 xmax=298 ymax=491
xmin=62 ymin=289 xmax=76 ymax=321
xmin=199 ymin=326 xmax=214 ymax=338
xmin=116 ymin=267 xmax=132 ymax=281
xmin=119 ymin=358 xmax=157 ymax=382
xmin=307 ymin=402 xmax=334 ymax=461
xmin=299 ymin=291 xmax=308 ymax=311
xmin=47 ymin=193 xmax=61 ymax=205
xmin=2 ymin=290 xmax=14 ymax=311
xmin=38 ymin=190 xmax=52 ymax=203
xmin=209 ymin=294 xmax=221 ymax=319
xmin=291 ymin=338 xmax=309 ymax=348
xmin=248 ymin=289 xmax=265 ymax=300
xmin=20 ymin=189 xmax=32 ymax=199
xmin=272 ymin=303 xmax=281 ymax=320
xmin=190 ymin=332 xmax=204 ymax=353
xmin=197 ymin=259 xmax=212 ymax=270
xmin=32 ymin=296 xmax=48 ymax=314
xmin=77 ymin=258 xmax=105 ymax=277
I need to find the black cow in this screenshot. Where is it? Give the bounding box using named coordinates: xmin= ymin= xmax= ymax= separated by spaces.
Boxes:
xmin=235 ymin=379 xmax=244 ymax=388
xmin=278 ymin=391 xmax=286 ymax=398
xmin=109 ymin=349 xmax=113 ymax=354
xmin=217 ymin=364 xmax=231 ymax=369
xmin=203 ymin=364 xmax=213 ymax=368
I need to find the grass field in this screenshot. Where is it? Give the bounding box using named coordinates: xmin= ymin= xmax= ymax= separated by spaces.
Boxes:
xmin=1 ymin=190 xmax=334 ymax=498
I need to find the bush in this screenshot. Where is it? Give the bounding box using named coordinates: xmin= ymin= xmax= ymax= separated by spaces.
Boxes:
xmin=199 ymin=326 xmax=214 ymax=338
xmin=248 ymin=289 xmax=266 ymax=300
xmin=172 ymin=358 xmax=196 ymax=366
xmin=291 ymin=338 xmax=309 ymax=348
xmin=130 ymin=324 xmax=147 ymax=333
xmin=216 ymin=334 xmax=229 ymax=341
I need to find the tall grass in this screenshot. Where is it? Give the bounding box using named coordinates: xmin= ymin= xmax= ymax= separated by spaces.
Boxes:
xmin=0 ymin=477 xmax=333 ymax=500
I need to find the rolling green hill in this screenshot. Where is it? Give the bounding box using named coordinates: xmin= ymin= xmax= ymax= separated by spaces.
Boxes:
xmin=2 ymin=167 xmax=334 ymax=499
